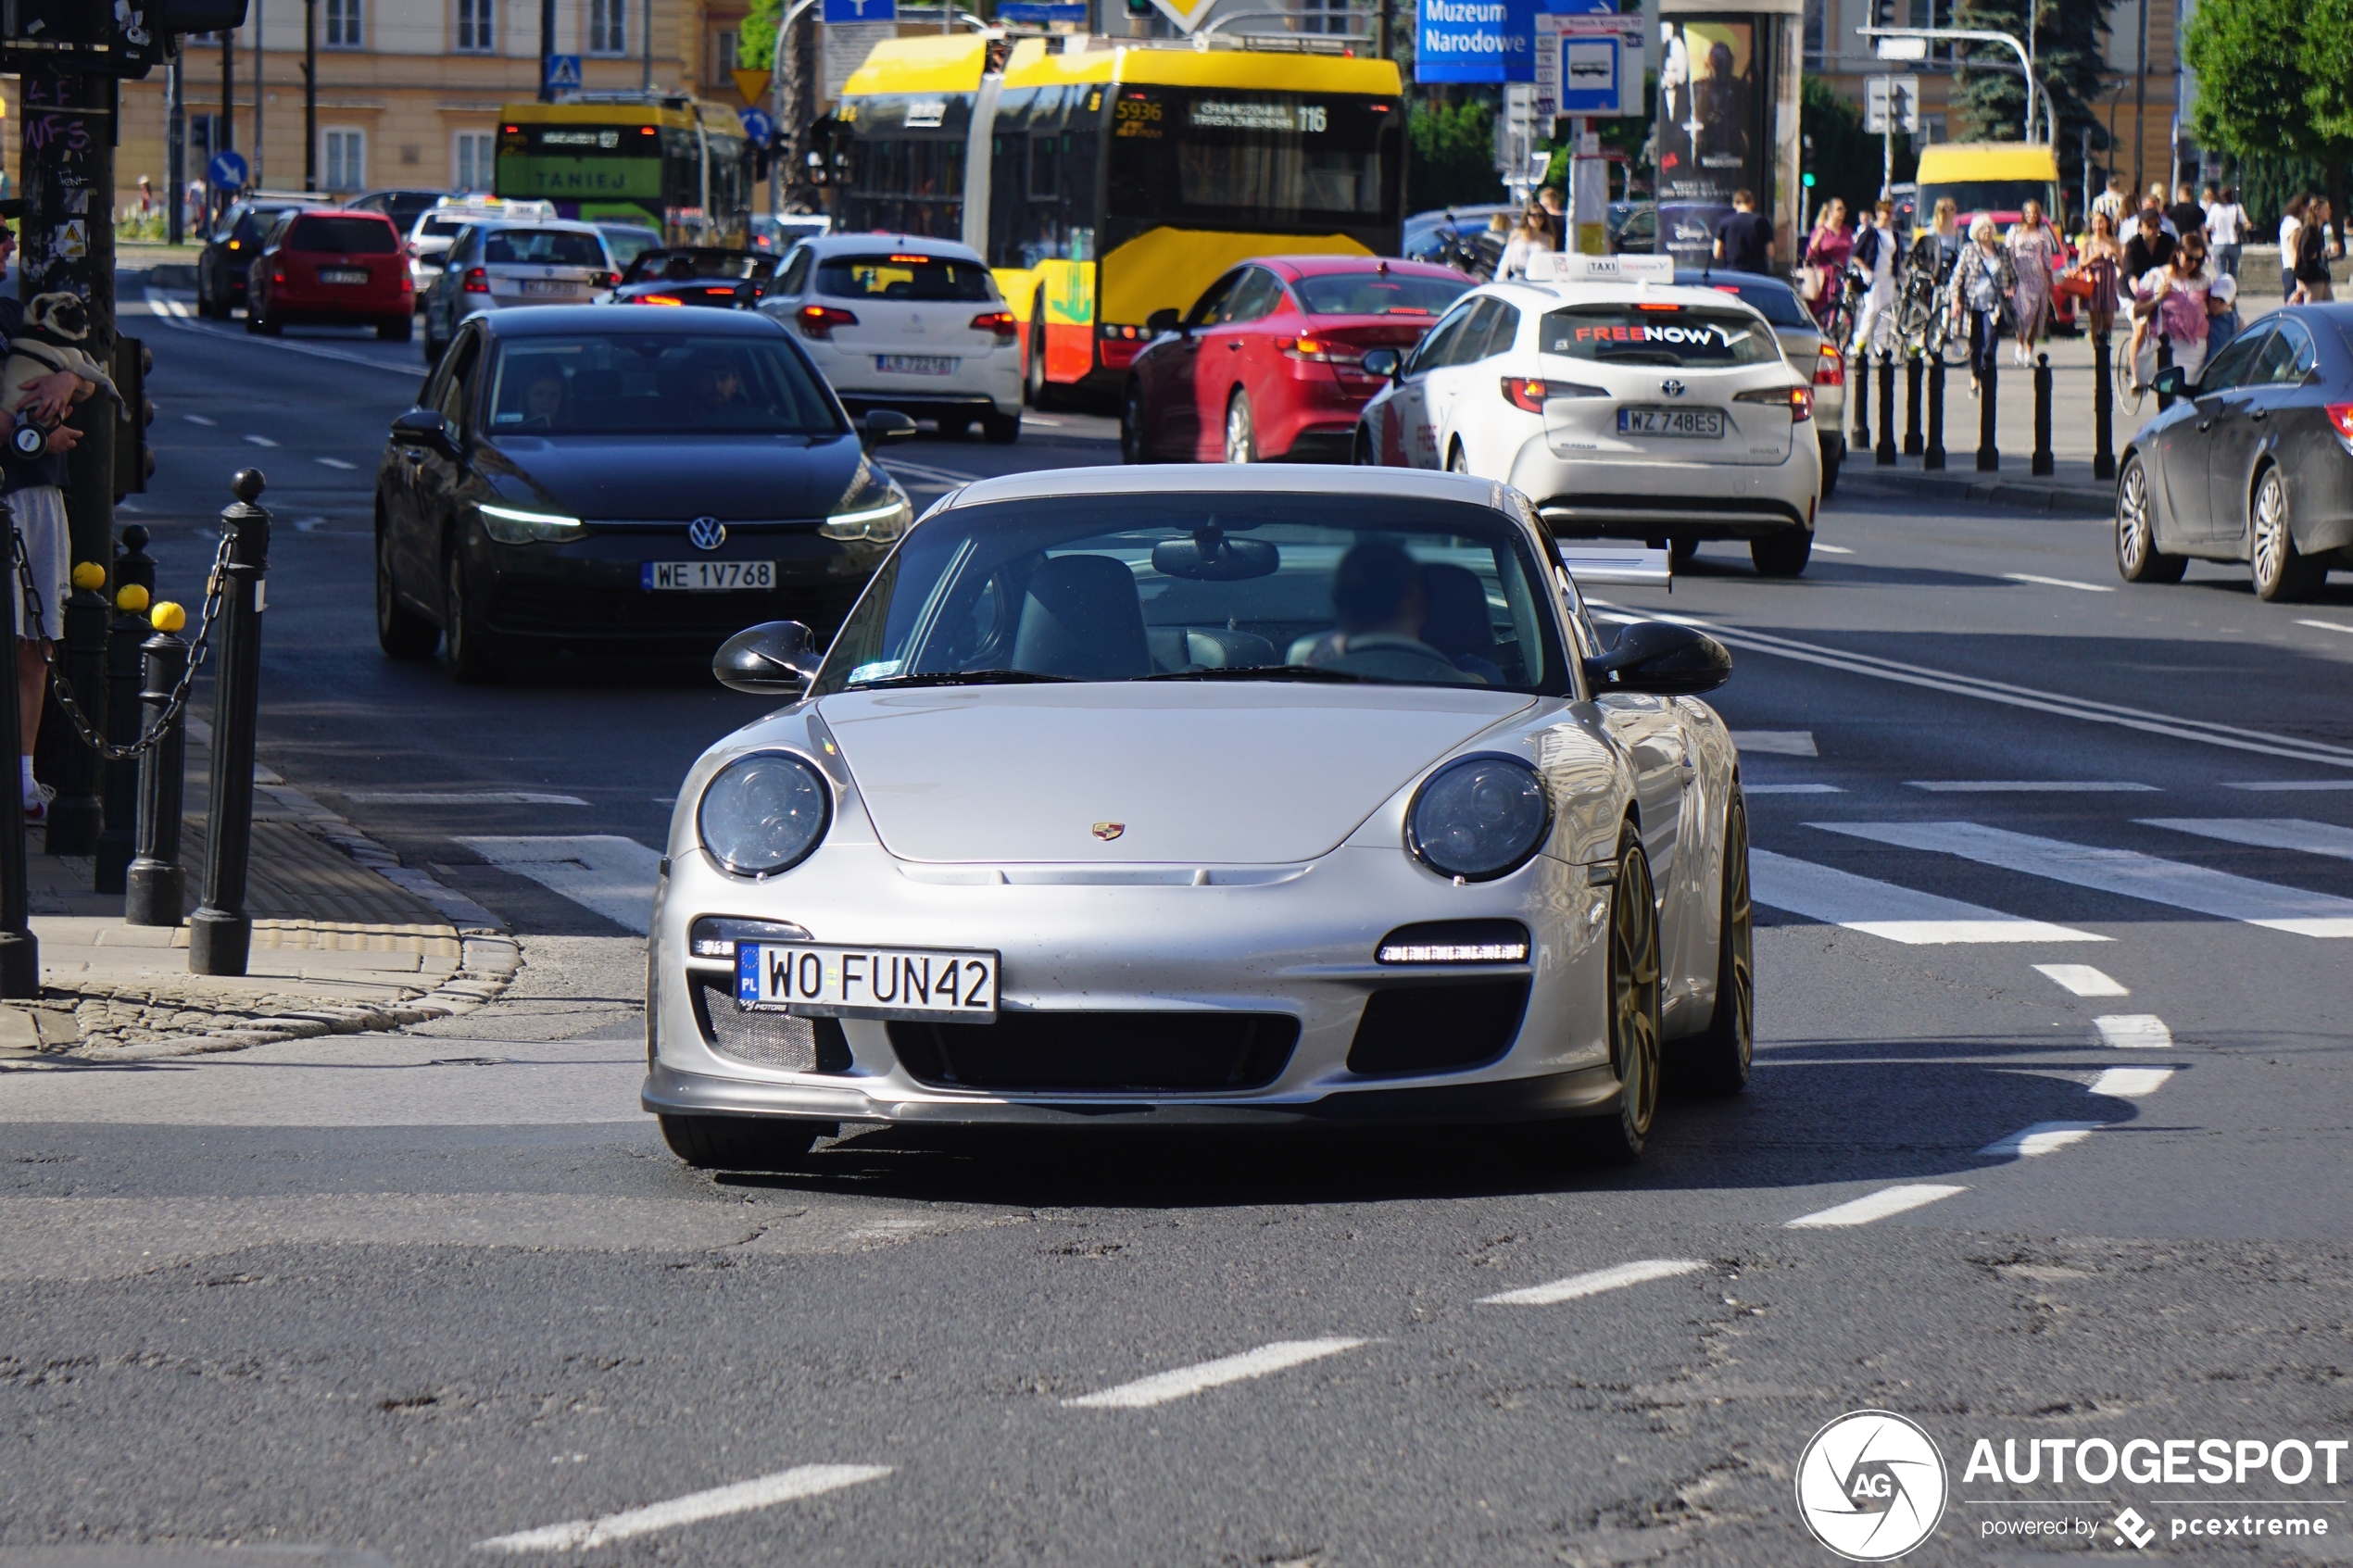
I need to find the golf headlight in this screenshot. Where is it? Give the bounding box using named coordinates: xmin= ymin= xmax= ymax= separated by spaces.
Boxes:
xmin=698 ymin=752 xmax=831 ymax=876
xmin=1406 ymin=754 xmax=1551 ymax=881
xmin=821 ymin=458 xmax=912 ymax=542
xmin=478 ymin=502 xmax=585 ymax=544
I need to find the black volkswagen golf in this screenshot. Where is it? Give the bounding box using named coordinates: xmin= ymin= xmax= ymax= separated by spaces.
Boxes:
xmin=2116 ymin=303 xmax=2353 ymax=601
xmin=374 ymin=307 xmax=914 ymax=681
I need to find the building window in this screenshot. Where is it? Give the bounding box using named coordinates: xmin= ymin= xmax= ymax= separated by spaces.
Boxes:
xmin=1296 ymin=0 xmax=1349 ymax=36
xmin=456 ymin=0 xmax=494 ymax=52
xmin=325 ymin=0 xmax=363 ymax=47
xmin=324 ymin=129 xmax=367 ymax=192
xmin=589 ymin=0 xmax=629 ymax=56
xmin=1802 ymin=0 xmax=1825 ymax=69
xmin=712 ymin=28 xmax=740 ymax=79
xmin=454 ymin=131 xmax=495 ymax=192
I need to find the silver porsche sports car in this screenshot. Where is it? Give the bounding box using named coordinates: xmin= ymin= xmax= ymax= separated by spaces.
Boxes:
xmin=642 ymin=466 xmax=1750 ymax=1167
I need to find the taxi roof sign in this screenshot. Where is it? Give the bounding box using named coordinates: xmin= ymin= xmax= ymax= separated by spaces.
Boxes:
xmin=1523 ymin=252 xmax=1675 ymax=284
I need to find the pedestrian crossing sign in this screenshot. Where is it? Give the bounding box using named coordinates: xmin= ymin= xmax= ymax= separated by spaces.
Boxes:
xmin=544 ymin=54 xmax=583 ymax=93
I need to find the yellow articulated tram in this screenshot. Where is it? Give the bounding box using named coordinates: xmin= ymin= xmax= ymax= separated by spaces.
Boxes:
xmin=828 ymin=34 xmax=1404 ymax=406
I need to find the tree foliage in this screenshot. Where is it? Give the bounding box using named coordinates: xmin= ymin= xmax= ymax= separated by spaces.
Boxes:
xmin=2183 ymin=0 xmax=2351 ymax=240
xmin=1949 ymin=0 xmax=2113 ymax=158
xmin=1408 ymin=96 xmax=1504 ymax=213
xmin=1802 ymin=75 xmax=1915 ymax=216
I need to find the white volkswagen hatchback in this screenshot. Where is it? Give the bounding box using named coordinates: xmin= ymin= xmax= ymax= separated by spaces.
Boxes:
xmin=1354 ymin=255 xmax=1823 ymax=578
xmin=759 ymin=233 xmax=1024 ymax=444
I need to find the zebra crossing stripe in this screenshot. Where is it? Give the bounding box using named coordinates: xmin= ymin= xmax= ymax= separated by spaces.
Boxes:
xmin=1749 ymin=849 xmax=2108 ymax=944
xmin=2139 ymin=817 xmax=2353 ymax=864
xmin=1810 ymin=822 xmax=2353 ymax=938
xmin=459 ymin=835 xmax=661 ymax=935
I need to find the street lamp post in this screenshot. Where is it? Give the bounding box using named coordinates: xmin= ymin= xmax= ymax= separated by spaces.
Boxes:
xmin=772 ymin=0 xmax=823 ymax=220
xmin=1858 ymin=25 xmax=2041 ymax=144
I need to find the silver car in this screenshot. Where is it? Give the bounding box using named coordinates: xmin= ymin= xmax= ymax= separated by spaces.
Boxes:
xmin=643 ymin=466 xmax=1750 ymax=1168
xmin=420 ymin=219 xmax=615 ymax=365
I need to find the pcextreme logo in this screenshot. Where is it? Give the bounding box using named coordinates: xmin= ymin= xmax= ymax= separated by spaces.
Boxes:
xmin=1795 ymin=1411 xmax=1951 ymax=1562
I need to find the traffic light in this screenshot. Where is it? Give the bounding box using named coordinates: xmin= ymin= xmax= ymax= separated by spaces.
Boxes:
xmin=114 ymin=338 xmax=157 ymax=502
xmin=1 ymin=0 xmax=249 ymax=80
xmin=1871 ymin=0 xmax=1896 ymax=25
xmin=1126 ymin=0 xmax=1156 ymax=18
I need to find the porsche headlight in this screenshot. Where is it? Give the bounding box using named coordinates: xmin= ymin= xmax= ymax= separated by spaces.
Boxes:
xmin=1406 ymin=754 xmax=1551 ymax=882
xmin=820 ymin=458 xmax=912 ymax=542
xmin=478 ymin=502 xmax=585 ymax=544
xmin=697 ymin=752 xmax=831 ymax=876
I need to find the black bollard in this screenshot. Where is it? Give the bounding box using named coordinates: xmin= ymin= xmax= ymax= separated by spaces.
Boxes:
xmin=1851 ymin=350 xmax=1871 ymax=456
xmin=1924 ymin=354 xmax=1946 ymax=470
xmin=1976 ymin=358 xmax=2000 ymax=471
xmin=44 ymin=567 xmax=109 ymax=856
xmin=1875 ymin=349 xmax=1898 ymax=465
xmin=95 ymin=527 xmax=160 ymax=896
xmin=2093 ymin=332 xmax=2117 ymax=481
xmin=189 ymin=471 xmax=271 ymax=976
xmin=125 ymin=627 xmax=189 ymax=927
xmin=1903 ymin=351 xmax=1924 ymax=456
xmin=2032 ymin=351 xmax=2056 ymax=476
xmin=0 ymin=496 xmax=36 ymax=997
xmin=2154 ymin=334 xmax=2175 ymax=411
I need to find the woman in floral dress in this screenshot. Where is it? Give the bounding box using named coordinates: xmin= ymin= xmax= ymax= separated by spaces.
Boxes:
xmin=2005 ymin=199 xmax=2061 ymax=366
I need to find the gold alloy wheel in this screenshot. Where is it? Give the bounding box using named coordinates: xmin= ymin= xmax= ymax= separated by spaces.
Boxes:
xmin=1592 ymin=832 xmax=1662 ymax=1161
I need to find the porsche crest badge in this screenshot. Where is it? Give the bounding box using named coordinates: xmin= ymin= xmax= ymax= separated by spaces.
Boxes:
xmin=1091 ymin=822 xmax=1126 ymax=841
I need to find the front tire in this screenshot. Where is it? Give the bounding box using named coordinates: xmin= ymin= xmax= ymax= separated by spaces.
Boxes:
xmin=2250 ymin=467 xmax=2325 ymax=602
xmin=982 ymin=408 xmax=1022 ymax=445
xmin=1818 ymin=433 xmax=1843 ymax=497
xmin=1446 ymin=441 xmax=1472 ymax=475
xmin=1671 ymin=797 xmax=1753 ymax=1097
xmin=1024 ymin=295 xmax=1062 ymax=411
xmin=2114 ymin=454 xmax=2187 ymax=583
xmin=1581 ymin=828 xmax=1663 ymax=1165
xmin=376 ymin=526 xmax=439 ymax=660
xmin=1751 ymin=531 xmax=1813 ymax=578
xmin=1667 ymin=536 xmax=1700 ymax=569
xmin=1224 ymin=390 xmax=1259 ymax=464
xmin=443 ymin=549 xmax=505 ymax=685
xmin=1119 ymin=380 xmax=1151 ymax=463
xmin=659 ymin=1114 xmax=827 ymax=1172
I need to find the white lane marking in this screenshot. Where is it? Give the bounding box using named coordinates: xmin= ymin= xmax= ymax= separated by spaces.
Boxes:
xmin=2295 ymin=620 xmax=2353 ymax=635
xmin=2091 ymin=1066 xmax=2174 ymax=1098
xmin=140 ymin=287 xmax=424 ymax=376
xmin=1906 ymin=780 xmax=2158 ymax=793
xmin=2004 ymin=571 xmax=2115 ymax=593
xmin=1786 ymin=1184 xmax=1968 ymax=1227
xmin=1750 ymin=848 xmax=2107 ymax=944
xmin=183 ymin=413 xmax=218 ymax=426
xmin=2222 ymin=780 xmax=2353 ymax=792
xmin=2034 ymin=963 xmax=2128 ymax=997
xmin=316 ymin=456 xmax=358 ymax=470
xmin=2094 ymin=1014 xmax=2172 ymax=1050
xmin=244 ymin=433 xmax=280 ymax=446
xmin=1812 ymin=821 xmax=2353 ymax=937
xmin=2140 ymin=816 xmax=2353 ymax=863
xmin=474 ymin=1463 xmax=893 ymax=1553
xmin=1478 ymin=1257 xmax=1706 ymax=1307
xmin=459 ymin=834 xmax=661 ymax=934
xmin=352 ymin=790 xmax=589 ymax=805
xmin=1980 ymin=1122 xmax=2101 ymax=1158
xmin=1744 ymin=784 xmax=1845 ymax=795
xmin=1730 ymin=730 xmax=1817 ymax=756
xmin=878 ymin=458 xmax=984 ymax=486
xmin=1811 ymin=543 xmax=1855 ymax=554
xmin=1062 ymin=1338 xmax=1368 ymax=1410
xmin=1579 ymin=599 xmax=2353 ymax=771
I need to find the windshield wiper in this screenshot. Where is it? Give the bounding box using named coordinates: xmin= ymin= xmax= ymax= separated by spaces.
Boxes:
xmin=849 ymin=669 xmax=1074 ymax=689
xmin=1142 ymin=665 xmax=1369 ymax=683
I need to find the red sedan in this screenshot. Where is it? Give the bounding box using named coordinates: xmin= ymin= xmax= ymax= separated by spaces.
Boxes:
xmin=245 ymin=208 xmax=414 ymax=341
xmin=1120 ymin=256 xmax=1471 ymax=464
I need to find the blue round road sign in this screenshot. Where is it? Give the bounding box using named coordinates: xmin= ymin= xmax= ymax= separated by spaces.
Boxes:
xmin=207 ymin=151 xmax=249 ymax=191
xmin=738 ymin=108 xmax=775 ymax=145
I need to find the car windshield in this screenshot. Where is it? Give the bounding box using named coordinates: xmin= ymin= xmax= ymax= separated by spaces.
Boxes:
xmin=288 ymin=217 xmax=400 ymax=254
xmin=417 ymin=216 xmax=472 ymax=241
xmin=600 ymin=227 xmax=662 ymax=268
xmin=1294 ymin=271 xmax=1471 ymax=317
xmin=483 ymin=332 xmax=843 ymax=437
xmin=484 ymin=228 xmax=608 ymax=267
xmin=627 ymin=249 xmax=769 ymax=284
xmin=1541 ymin=304 xmax=1781 ymax=367
xmin=815 ymin=253 xmax=995 ymax=302
xmin=815 ymin=494 xmax=1567 ymax=696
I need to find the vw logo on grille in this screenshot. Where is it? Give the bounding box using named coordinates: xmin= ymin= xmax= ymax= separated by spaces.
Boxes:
xmin=687 ymin=516 xmax=726 ymax=551
xmin=1660 ymin=379 xmax=1688 ymax=398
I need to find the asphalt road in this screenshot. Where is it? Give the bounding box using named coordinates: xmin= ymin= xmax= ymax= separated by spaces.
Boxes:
xmin=5 ymin=283 xmax=2353 ymax=1566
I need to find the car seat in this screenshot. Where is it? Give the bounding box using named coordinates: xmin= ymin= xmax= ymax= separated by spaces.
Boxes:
xmin=1012 ymin=556 xmax=1152 ymax=680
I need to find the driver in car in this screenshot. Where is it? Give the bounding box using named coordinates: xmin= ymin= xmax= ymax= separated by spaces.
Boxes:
xmin=684 ymin=354 xmax=751 ymax=415
xmin=1312 ymin=541 xmax=1488 ymax=685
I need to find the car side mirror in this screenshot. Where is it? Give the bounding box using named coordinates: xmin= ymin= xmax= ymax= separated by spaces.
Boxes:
xmin=714 ymin=621 xmax=824 ymax=696
xmin=1146 ymin=307 xmax=1185 ymax=336
xmin=389 ymin=408 xmax=459 ymax=458
xmin=2150 ymin=364 xmax=2189 ymax=398
xmin=1362 ymin=347 xmax=1403 ymax=381
xmin=1583 ymin=621 xmax=1732 ymax=696
xmin=861 ymin=408 xmax=918 ymax=450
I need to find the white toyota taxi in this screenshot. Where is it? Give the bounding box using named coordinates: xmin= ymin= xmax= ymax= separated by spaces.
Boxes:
xmin=1353 ymin=254 xmax=1823 ymax=578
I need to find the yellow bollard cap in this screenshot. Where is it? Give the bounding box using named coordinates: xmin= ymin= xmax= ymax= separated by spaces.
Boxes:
xmin=150 ymin=601 xmax=187 ymax=633
xmin=70 ymin=561 xmax=107 ymax=591
xmin=116 ymin=583 xmax=152 ymax=613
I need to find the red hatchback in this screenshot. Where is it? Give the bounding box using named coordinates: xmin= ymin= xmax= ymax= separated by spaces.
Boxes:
xmin=245 ymin=208 xmax=414 ymax=341
xmin=1121 ymin=256 xmax=1471 ymax=464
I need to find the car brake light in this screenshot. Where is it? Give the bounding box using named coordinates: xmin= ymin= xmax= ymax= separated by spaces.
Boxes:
xmin=639 ymin=294 xmax=686 ymax=306
xmin=1501 ymin=377 xmax=1550 ymax=412
xmin=271 ymin=270 xmax=285 ymax=285
xmin=1633 ymin=302 xmax=1680 ymax=312
xmin=1813 ymin=347 xmax=1844 ymax=387
xmin=1735 ymin=384 xmax=1814 ymax=420
xmin=1277 ymin=337 xmax=1364 ymax=365
xmin=797 ymin=304 xmax=859 ymax=338
xmin=597 ymin=271 xmax=618 ymax=288
xmin=970 ymin=310 xmax=1019 ymax=340
xmin=462 ymin=267 xmax=489 ymax=294
xmin=2329 ymin=403 xmax=2353 ymax=441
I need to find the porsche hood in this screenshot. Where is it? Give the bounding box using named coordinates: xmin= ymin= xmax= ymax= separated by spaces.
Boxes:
xmin=818 ymin=683 xmax=1535 ymax=865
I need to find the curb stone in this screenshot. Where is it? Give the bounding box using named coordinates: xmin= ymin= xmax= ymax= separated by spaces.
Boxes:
xmin=1836 ymin=469 xmax=2114 ymax=518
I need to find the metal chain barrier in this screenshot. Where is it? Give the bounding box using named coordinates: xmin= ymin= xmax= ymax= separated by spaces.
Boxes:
xmin=12 ymin=526 xmax=233 ymax=762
